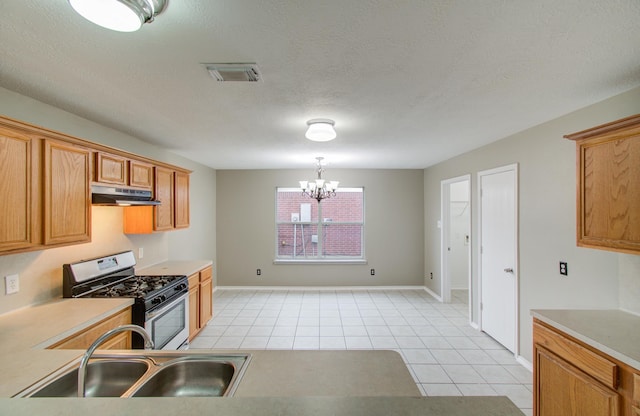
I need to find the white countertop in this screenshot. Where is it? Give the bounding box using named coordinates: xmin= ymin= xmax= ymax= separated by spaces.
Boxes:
xmin=0 ymin=396 xmax=524 ymax=416
xmin=137 ymin=260 xmax=212 ymax=277
xmin=0 ymin=298 xmax=134 ymax=397
xmin=531 ymin=309 xmax=640 ymax=369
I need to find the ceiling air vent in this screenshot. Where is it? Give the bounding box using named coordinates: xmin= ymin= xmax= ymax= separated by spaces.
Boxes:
xmin=204 ymin=63 xmax=262 ymax=82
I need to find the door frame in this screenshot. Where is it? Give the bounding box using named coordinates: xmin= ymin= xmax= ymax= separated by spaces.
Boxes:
xmin=477 ymin=163 xmax=519 ymax=356
xmin=440 ymin=174 xmax=471 ymax=314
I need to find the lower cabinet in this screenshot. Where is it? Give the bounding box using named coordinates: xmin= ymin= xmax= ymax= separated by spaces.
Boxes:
xmin=188 ymin=266 xmax=213 ymax=340
xmin=49 ymin=307 xmax=131 ymax=350
xmin=534 ymin=319 xmax=640 ymax=416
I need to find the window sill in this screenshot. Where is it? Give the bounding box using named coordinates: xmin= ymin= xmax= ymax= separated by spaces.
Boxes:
xmin=273 ymin=259 xmax=368 ymax=265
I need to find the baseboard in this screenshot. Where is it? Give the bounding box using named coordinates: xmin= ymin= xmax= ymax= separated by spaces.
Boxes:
xmin=469 ymin=321 xmax=480 ymax=330
xmin=422 ymin=286 xmax=443 ymax=302
xmin=216 ymin=285 xmax=427 ymax=292
xmin=516 ymin=355 xmax=533 ymax=372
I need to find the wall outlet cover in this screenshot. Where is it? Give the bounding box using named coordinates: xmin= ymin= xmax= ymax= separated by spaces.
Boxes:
xmin=5 ymin=274 xmax=19 ymax=295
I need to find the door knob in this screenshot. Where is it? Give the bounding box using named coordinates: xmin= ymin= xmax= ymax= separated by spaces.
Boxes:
xmin=504 ymin=268 xmax=514 ymax=273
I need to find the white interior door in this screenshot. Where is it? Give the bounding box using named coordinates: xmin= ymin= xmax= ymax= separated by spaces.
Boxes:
xmin=479 ymin=165 xmax=518 ymax=353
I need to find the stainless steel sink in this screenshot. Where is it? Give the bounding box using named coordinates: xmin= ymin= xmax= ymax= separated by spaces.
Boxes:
xmin=19 ymin=353 xmax=251 ymax=398
xmin=30 ymin=359 xmax=149 ymax=397
xmin=130 ymin=360 xmax=235 ymax=397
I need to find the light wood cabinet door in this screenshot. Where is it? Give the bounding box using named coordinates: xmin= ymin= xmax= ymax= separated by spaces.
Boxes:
xmin=188 ymin=273 xmax=200 ymax=340
xmin=565 ymin=114 xmax=640 ymax=254
xmin=174 ymin=171 xmax=190 ymax=229
xmin=0 ymin=127 xmax=37 ymax=252
xmin=199 ymin=275 xmax=213 ymax=328
xmin=95 ymin=152 xmax=128 ymax=185
xmin=129 ymin=159 xmax=153 ymax=189
xmin=537 ymin=347 xmax=619 ymax=416
xmin=43 ymin=139 xmax=91 ymax=246
xmin=154 ymin=166 xmax=174 ymax=231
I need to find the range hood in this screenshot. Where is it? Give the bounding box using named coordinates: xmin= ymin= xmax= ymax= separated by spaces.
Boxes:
xmin=91 ymin=185 xmax=161 ymax=206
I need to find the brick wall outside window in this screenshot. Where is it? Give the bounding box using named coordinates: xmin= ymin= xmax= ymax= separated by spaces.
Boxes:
xmin=276 ymin=188 xmax=364 ymax=259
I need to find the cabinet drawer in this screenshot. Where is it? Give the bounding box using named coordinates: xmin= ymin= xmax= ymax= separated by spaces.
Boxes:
xmin=188 ymin=273 xmax=199 ymax=289
xmin=534 ymin=322 xmax=618 ymax=389
xmin=634 ymin=373 xmax=640 ymax=403
xmin=200 ymin=266 xmax=212 ymax=282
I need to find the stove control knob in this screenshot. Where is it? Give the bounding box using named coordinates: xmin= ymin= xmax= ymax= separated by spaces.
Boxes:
xmin=151 ymin=295 xmax=166 ymax=305
xmin=176 ymin=283 xmax=187 ymax=291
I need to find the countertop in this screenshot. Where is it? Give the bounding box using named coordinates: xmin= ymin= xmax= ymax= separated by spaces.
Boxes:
xmin=0 ymin=397 xmax=524 ymax=416
xmin=0 ymin=257 xmax=525 ymax=415
xmin=531 ymin=309 xmax=640 ymax=369
xmin=136 ymin=260 xmax=212 ymax=277
xmin=0 ymin=297 xmax=134 ymax=397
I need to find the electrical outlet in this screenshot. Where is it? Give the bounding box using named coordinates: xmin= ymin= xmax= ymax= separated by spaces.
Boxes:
xmin=256 ymin=269 xmax=261 ymax=276
xmin=430 ymin=272 xmax=433 ymax=280
xmin=138 ymin=247 xmax=144 ymax=259
xmin=370 ymin=269 xmax=375 ymax=276
xmin=559 ymin=261 xmax=568 ymax=276
xmin=5 ymin=274 xmax=19 ymax=295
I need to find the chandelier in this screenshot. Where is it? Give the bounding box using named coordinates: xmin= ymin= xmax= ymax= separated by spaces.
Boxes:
xmin=299 ymin=157 xmax=339 ymax=202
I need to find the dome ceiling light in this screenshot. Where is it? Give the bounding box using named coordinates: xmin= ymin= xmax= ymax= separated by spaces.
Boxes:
xmin=68 ymin=0 xmax=167 ymax=32
xmin=305 ymin=119 xmax=337 ymax=142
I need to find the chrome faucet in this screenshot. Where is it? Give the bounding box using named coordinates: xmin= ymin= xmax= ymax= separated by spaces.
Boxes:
xmin=77 ymin=324 xmax=154 ymax=397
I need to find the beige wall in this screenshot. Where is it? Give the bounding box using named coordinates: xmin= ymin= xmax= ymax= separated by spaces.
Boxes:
xmin=217 ymin=169 xmax=424 ymax=287
xmin=0 ymin=87 xmax=216 ymax=315
xmin=423 ymin=86 xmax=640 ymax=363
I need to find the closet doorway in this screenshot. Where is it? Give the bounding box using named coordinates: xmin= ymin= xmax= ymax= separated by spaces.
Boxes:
xmin=440 ymin=175 xmax=471 ymax=316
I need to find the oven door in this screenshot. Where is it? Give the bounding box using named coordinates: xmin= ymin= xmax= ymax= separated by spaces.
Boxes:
xmin=144 ymin=292 xmax=189 ymax=350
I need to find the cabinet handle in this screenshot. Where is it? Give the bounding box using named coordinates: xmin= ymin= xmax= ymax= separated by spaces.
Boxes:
xmin=504 ymin=268 xmax=514 ymax=273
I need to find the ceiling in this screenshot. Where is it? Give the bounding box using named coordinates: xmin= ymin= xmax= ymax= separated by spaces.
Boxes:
xmin=1 ymin=1 xmax=639 ymax=170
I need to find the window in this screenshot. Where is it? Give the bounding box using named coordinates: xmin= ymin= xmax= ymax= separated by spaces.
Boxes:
xmin=275 ymin=187 xmax=364 ymax=262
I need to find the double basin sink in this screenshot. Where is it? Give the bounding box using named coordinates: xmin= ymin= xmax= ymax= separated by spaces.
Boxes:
xmin=18 ymin=352 xmax=251 ymax=398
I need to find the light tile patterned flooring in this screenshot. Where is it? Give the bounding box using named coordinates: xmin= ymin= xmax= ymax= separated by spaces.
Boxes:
xmin=190 ymin=288 xmax=532 ymax=415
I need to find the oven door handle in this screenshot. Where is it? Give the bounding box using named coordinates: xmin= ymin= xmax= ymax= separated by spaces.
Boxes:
xmin=146 ymin=291 xmax=188 ymax=320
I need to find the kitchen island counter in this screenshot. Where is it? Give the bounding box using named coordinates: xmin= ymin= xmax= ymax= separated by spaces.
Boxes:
xmin=0 ymin=396 xmax=523 ymax=415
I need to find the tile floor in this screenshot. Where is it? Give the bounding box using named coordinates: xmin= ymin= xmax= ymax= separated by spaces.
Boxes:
xmin=190 ymin=288 xmax=533 ymax=415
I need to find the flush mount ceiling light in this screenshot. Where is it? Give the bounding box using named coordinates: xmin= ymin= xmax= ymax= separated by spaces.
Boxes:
xmin=305 ymin=119 xmax=337 ymax=142
xmin=68 ymin=0 xmax=167 ymax=32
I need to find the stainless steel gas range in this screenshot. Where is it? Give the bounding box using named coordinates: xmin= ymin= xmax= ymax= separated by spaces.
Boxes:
xmin=63 ymin=251 xmax=189 ymax=350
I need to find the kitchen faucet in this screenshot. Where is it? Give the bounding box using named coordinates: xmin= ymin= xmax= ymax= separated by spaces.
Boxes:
xmin=77 ymin=324 xmax=154 ymax=397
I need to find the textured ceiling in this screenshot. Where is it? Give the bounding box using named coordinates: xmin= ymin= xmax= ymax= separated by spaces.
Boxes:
xmin=1 ymin=1 xmax=639 ymax=169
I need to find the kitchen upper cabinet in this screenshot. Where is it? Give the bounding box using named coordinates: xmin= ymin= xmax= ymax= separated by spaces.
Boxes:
xmin=94 ymin=151 xmax=128 ymax=186
xmin=0 ymin=115 xmax=191 ymax=255
xmin=174 ymin=170 xmax=190 ymax=229
xmin=129 ymin=159 xmax=153 ymax=189
xmin=43 ymin=139 xmax=91 ymax=246
xmin=95 ymin=152 xmax=154 ymax=190
xmin=0 ymin=126 xmax=37 ymax=252
xmin=565 ymin=114 xmax=640 ymax=254
xmin=154 ymin=166 xmax=175 ymax=231
xmin=123 ymin=167 xmax=191 ymax=234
